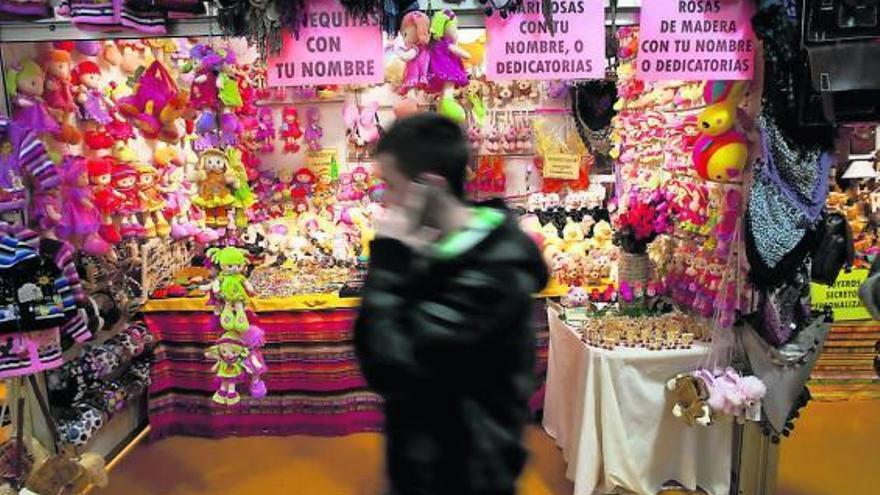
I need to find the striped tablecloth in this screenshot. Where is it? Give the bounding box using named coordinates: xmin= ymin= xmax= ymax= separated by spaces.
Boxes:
xmin=145 ymin=301 xmax=551 ymax=439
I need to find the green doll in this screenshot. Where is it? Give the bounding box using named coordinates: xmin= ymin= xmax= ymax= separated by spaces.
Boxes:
xmin=207 ymin=246 xmax=254 ymax=333
xmin=205 ymin=335 xmax=249 ymax=405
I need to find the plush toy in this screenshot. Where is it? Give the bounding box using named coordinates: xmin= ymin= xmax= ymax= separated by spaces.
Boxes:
xmin=161 ymin=163 xmax=198 ymax=240
xmin=397 ymin=10 xmax=431 ymax=96
xmin=193 ymin=149 xmax=236 ymax=228
xmin=205 ymin=335 xmax=250 ymax=405
xmin=562 ymin=286 xmax=589 ymax=307
xmin=280 ymin=106 xmax=303 ymax=153
xmin=43 ymin=49 xmax=82 ymax=144
xmin=426 ymin=10 xmax=470 ymax=123
xmin=256 ymin=107 xmax=276 ymax=153
xmin=227 ymin=148 xmax=256 ymax=229
xmin=344 ymin=101 xmax=381 ymax=158
xmin=72 ymin=61 xmax=111 ymax=127
xmin=693 ymin=80 xmax=748 ymax=182
xmin=492 ymin=80 xmax=514 ymax=107
xmin=667 ymin=373 xmax=712 ymax=427
xmin=241 ymin=324 xmax=268 ymax=398
xmin=303 ymin=106 xmax=323 ymax=151
xmin=590 ymin=220 xmax=614 ymax=251
xmin=137 ymin=164 xmax=170 ymax=238
xmin=6 ymin=60 xmax=59 ymax=135
xmin=112 ymin=161 xmax=143 ymax=239
xmin=57 ymin=156 xmax=111 ymax=255
xmin=208 ymin=246 xmax=254 ymax=333
xmin=713 ymin=189 xmax=741 ymax=258
xmin=116 ymin=61 xmax=189 ymax=142
xmin=562 ymin=219 xmax=587 ymax=257
xmin=87 ymin=157 xmax=124 ymax=243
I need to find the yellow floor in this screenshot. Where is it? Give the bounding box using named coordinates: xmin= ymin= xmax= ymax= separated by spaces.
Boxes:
xmin=97 ymin=400 xmax=880 ymax=495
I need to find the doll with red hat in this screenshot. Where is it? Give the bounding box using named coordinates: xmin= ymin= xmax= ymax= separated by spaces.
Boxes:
xmin=112 ymin=161 xmax=143 ymax=238
xmin=87 ymin=157 xmax=124 ymax=243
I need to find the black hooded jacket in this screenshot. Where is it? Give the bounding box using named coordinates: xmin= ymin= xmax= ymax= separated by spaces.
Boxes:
xmin=354 ymin=203 xmax=549 ymax=493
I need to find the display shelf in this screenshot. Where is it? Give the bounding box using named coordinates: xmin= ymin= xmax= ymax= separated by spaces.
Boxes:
xmin=143 ymin=283 xmax=569 ymax=312
xmin=0 ymin=12 xmax=220 ymax=42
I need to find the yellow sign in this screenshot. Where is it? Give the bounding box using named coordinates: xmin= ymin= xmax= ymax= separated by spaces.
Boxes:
xmin=810 ymin=269 xmax=871 ymax=321
xmin=306 ymin=149 xmax=338 ymax=176
xmin=543 ymin=153 xmax=580 ymax=180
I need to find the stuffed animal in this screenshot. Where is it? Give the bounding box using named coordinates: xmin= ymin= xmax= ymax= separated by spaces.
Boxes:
xmin=667 ymin=373 xmax=712 ymax=427
xmin=207 ymin=246 xmax=254 ymax=333
xmin=693 ymin=81 xmax=748 ymax=182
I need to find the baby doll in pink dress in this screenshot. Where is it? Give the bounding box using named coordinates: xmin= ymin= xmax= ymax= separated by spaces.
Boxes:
xmin=56 ymin=156 xmax=110 ymax=256
xmin=398 ymin=11 xmax=431 ymax=96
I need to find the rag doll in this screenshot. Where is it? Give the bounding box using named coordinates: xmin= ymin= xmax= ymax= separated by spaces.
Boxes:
xmin=280 ymin=106 xmax=303 ymax=153
xmin=291 ymin=167 xmax=317 ymax=201
xmin=207 ymin=246 xmax=254 ymax=333
xmin=193 ymin=149 xmax=236 ymax=228
xmin=72 ymin=61 xmax=112 ymax=126
xmin=351 ymin=166 xmax=369 ymax=201
xmin=227 ymin=148 xmax=256 ymax=229
xmin=7 ymin=60 xmax=59 ymax=136
xmin=112 ymin=161 xmax=143 ymax=238
xmin=137 ymin=164 xmax=170 ymax=238
xmin=43 ymin=49 xmax=82 ymax=144
xmin=303 ymin=107 xmax=323 ymax=151
xmin=87 ymin=157 xmax=124 ymax=243
xmin=205 ymin=335 xmax=250 ymax=405
xmin=256 ymin=107 xmax=276 ymax=153
xmin=398 ymin=10 xmax=431 ymax=96
xmin=56 ymin=156 xmax=110 ymax=255
xmin=426 ymin=9 xmax=470 ymax=123
xmin=160 ymin=164 xmax=197 ymax=240
xmin=241 ymin=324 xmax=268 ymax=398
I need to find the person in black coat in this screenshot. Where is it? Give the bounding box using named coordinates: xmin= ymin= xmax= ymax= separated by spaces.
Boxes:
xmin=354 ymin=114 xmax=549 ymax=495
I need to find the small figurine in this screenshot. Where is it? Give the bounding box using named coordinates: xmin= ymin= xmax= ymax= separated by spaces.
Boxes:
xmin=207 ymin=246 xmax=254 ymax=333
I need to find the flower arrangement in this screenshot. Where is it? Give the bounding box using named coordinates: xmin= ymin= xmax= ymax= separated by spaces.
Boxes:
xmin=613 ymin=189 xmax=674 ymax=254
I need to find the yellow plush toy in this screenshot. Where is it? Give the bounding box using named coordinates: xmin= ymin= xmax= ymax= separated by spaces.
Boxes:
xmin=693 ymin=81 xmax=749 ymax=182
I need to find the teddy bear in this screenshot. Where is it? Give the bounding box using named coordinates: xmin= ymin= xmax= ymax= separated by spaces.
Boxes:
xmin=667 ymin=373 xmax=712 ymax=427
xmin=492 ymin=80 xmax=514 ymax=107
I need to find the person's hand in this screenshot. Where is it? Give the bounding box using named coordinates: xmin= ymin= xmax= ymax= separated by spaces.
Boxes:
xmin=375 ymin=204 xmax=439 ymax=253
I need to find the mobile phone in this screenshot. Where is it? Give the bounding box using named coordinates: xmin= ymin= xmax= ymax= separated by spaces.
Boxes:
xmin=405 ymin=174 xmax=446 ymax=233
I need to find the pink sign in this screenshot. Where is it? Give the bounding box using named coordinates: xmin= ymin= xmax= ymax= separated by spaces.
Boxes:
xmin=486 ymin=0 xmax=606 ymax=81
xmin=637 ymin=0 xmax=756 ymax=81
xmin=267 ymin=0 xmax=384 ymax=87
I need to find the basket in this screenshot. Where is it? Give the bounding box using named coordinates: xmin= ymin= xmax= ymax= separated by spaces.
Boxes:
xmin=618 ymin=250 xmax=651 ymax=286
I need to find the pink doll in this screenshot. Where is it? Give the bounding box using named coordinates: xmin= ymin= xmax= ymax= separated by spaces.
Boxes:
xmin=280 ymin=106 xmax=303 ymax=153
xmin=351 ymin=166 xmax=369 ymax=201
xmin=714 ymin=189 xmax=741 ymax=258
xmin=484 ymin=127 xmax=501 ymax=154
xmin=303 ymin=107 xmax=323 ymax=151
xmin=71 ymin=61 xmax=111 ymax=126
xmin=161 ymin=164 xmax=198 ymax=240
xmin=336 ymin=173 xmax=357 ymax=201
xmin=7 ymin=60 xmax=60 ymax=136
xmin=112 ymin=161 xmax=143 ymax=238
xmin=241 ymin=325 xmax=268 ymax=399
xmin=516 ymin=122 xmax=532 ymax=154
xmin=501 ymin=125 xmax=517 ymax=154
xmin=137 ymin=164 xmax=170 ymax=238
xmin=43 ymin=49 xmax=82 ymax=144
xmin=344 ymin=101 xmax=381 ymax=159
xmin=467 ymin=124 xmax=483 ymax=153
xmin=398 ymin=10 xmax=431 ymax=96
xmin=220 ymin=112 xmax=242 ymax=147
xmin=56 ymin=156 xmax=111 ymax=255
xmin=426 ymin=10 xmax=470 ymax=123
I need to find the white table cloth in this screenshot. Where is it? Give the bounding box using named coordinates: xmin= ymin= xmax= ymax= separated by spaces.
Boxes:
xmin=542 ymin=307 xmax=732 ymax=495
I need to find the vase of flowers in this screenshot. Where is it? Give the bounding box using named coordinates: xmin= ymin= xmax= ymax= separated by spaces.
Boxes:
xmin=613 ymin=191 xmax=673 ymax=286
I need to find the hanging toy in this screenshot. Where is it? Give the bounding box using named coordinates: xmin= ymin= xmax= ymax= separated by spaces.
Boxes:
xmin=397 ymin=10 xmax=432 ymax=97
xmin=207 ymin=246 xmax=254 ymax=333
xmin=193 ymin=149 xmax=236 ymax=228
xmin=112 ymin=160 xmax=143 ymax=239
xmin=426 ymin=10 xmax=470 ymax=124
xmin=280 ymin=106 xmax=303 ymax=153
xmin=205 ymin=335 xmax=250 ymax=405
xmin=303 ymin=107 xmax=323 ymax=151
xmin=43 ymin=49 xmax=83 ymax=144
xmin=256 ymin=107 xmax=276 ymax=153
xmin=343 ymin=101 xmax=382 ymax=159
xmin=116 ymin=61 xmax=189 ymax=142
xmin=6 ymin=59 xmax=60 ymax=136
xmin=692 ymin=80 xmax=749 ymax=182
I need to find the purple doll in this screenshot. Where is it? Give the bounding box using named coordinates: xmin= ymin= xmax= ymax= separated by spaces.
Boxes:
xmin=256 ymin=107 xmax=276 ymax=153
xmin=56 ymin=156 xmax=110 ymax=255
xmin=426 ymin=10 xmax=470 ymax=123
xmin=194 ymin=111 xmax=219 ymax=151
xmin=8 ymin=60 xmax=60 ymax=136
xmin=303 ymin=107 xmax=323 ymax=151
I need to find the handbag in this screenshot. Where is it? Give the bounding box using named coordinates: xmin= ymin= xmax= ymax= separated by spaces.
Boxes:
xmin=740 ymin=314 xmax=831 ymax=436
xmin=800 ymin=0 xmax=880 ymax=124
xmin=810 ymin=211 xmax=855 ymax=285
